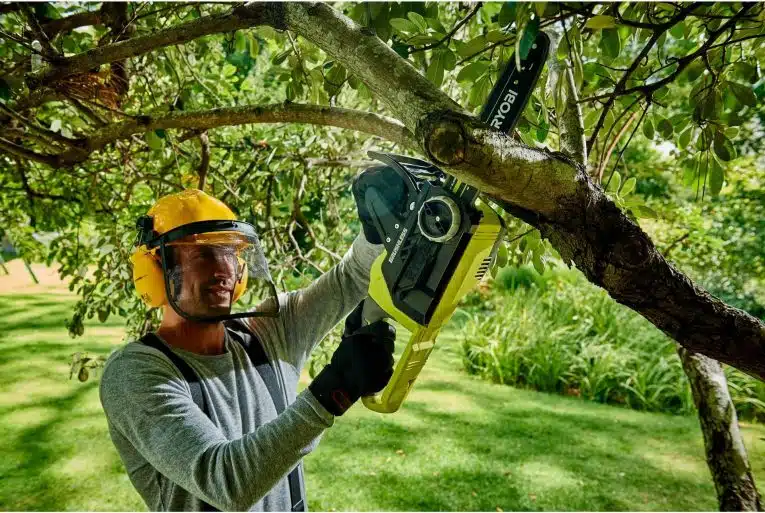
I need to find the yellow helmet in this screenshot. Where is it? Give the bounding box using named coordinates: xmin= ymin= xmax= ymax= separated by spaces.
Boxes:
xmin=131 ymin=189 xmax=278 ymax=322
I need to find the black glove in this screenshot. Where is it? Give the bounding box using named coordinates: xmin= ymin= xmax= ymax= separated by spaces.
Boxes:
xmin=309 ymin=302 xmax=395 ymax=416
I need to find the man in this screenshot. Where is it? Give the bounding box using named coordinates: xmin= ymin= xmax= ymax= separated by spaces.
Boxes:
xmin=99 ymin=189 xmax=395 ymax=511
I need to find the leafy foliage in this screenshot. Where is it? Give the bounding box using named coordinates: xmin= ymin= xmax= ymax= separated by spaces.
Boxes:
xmin=460 ymin=267 xmax=765 ymax=420
xmin=0 ymin=2 xmax=763 ymax=352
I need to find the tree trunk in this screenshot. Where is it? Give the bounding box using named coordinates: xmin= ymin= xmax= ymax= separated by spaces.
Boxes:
xmin=679 ymin=348 xmax=762 ymax=511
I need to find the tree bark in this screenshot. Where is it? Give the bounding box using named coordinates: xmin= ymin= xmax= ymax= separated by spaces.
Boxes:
xmin=679 ymin=349 xmax=762 ymax=511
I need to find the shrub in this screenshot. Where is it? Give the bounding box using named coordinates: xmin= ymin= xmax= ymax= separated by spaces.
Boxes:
xmin=460 ymin=268 xmax=765 ymax=420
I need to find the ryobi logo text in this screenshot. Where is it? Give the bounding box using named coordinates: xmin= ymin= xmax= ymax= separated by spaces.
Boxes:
xmin=388 ymin=228 xmax=408 ymax=264
xmin=489 ymin=89 xmax=518 ymax=129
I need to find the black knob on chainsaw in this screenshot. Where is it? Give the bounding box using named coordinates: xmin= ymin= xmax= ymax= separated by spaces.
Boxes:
xmin=417 ymin=196 xmax=461 ymax=243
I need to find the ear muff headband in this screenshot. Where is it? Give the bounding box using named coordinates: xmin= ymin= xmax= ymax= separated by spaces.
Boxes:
xmin=131 ymin=220 xmax=258 ymax=310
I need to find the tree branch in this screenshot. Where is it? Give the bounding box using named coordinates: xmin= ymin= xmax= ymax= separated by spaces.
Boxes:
xmin=587 ymin=3 xmax=702 ymax=153
xmin=0 ymin=137 xmax=58 ymax=166
xmin=25 ymin=3 xmax=287 ymax=87
xmin=410 ymin=3 xmax=481 ymax=53
xmin=197 ymin=131 xmax=210 ymax=190
xmin=597 ymin=110 xmax=638 ymax=184
xmin=50 ymin=103 xmax=416 ymax=166
xmin=581 ymin=4 xmax=756 ymax=107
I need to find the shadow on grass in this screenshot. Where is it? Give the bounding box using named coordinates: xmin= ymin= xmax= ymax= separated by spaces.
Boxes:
xmin=0 ymin=294 xmax=138 ymax=511
xmin=308 ymin=376 xmax=716 ymax=511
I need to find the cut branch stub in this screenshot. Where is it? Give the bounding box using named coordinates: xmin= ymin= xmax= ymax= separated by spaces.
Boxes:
xmin=417 ymin=112 xmax=579 ymax=219
xmin=421 ymin=112 xmax=467 ymax=166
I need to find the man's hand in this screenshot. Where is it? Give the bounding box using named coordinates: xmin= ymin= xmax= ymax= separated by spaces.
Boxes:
xmin=309 ymin=302 xmax=395 ymax=416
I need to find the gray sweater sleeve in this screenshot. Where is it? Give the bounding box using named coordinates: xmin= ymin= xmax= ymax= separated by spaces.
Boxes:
xmin=270 ymin=233 xmax=384 ymax=370
xmin=99 ymin=347 xmax=333 ymax=512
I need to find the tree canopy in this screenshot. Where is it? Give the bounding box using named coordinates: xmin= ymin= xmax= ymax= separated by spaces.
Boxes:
xmin=1 ymin=2 xmax=764 ymax=379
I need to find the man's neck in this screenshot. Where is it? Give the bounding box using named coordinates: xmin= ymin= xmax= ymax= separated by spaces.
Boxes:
xmin=158 ymin=308 xmax=226 ymax=355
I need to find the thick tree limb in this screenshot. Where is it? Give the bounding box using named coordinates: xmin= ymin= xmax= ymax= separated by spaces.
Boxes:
xmin=54 ymin=103 xmax=416 ymax=165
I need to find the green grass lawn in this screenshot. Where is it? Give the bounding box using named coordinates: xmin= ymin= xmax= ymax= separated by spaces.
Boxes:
xmin=2 ymin=291 xmax=764 ymax=511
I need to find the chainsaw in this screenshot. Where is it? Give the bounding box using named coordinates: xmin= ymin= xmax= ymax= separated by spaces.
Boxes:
xmin=351 ymin=32 xmax=550 ymax=413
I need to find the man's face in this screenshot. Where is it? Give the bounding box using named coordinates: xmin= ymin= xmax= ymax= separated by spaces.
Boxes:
xmin=169 ymin=244 xmax=241 ymax=318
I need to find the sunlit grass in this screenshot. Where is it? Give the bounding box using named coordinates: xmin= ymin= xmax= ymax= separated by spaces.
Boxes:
xmin=1 ymin=291 xmax=764 ymax=511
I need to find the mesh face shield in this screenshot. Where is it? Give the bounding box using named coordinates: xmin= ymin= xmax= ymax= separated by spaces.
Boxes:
xmin=149 ymin=220 xmax=279 ymax=322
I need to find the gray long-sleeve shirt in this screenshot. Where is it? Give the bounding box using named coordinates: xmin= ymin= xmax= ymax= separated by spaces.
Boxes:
xmin=99 ymin=234 xmax=383 ymax=511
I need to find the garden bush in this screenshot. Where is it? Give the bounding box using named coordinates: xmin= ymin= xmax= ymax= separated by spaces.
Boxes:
xmin=460 ymin=266 xmax=765 ymax=420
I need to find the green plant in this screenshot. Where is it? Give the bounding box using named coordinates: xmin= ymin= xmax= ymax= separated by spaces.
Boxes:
xmin=461 ymin=267 xmax=765 ymax=419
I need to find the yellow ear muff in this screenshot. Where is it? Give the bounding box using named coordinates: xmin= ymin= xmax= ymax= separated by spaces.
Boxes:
xmin=232 ymin=257 xmax=247 ymax=303
xmin=130 ymin=246 xmax=167 ymax=308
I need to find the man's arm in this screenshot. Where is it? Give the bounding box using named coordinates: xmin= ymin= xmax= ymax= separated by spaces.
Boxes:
xmin=99 ymin=347 xmax=333 ymax=511
xmin=274 ymin=232 xmax=384 ymax=370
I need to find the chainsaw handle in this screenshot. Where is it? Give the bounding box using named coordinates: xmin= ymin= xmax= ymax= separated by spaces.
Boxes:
xmin=362 ymin=326 xmax=438 ymax=413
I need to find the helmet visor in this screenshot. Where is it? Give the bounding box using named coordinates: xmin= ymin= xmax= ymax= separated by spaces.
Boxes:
xmin=154 ymin=220 xmax=279 ymax=322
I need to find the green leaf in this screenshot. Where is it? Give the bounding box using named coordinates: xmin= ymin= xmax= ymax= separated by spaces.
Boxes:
xmin=642 ymin=119 xmax=654 ymax=140
xmin=678 ymin=126 xmax=693 ymax=149
xmin=271 ymin=49 xmax=292 ymax=65
xmin=669 ymin=21 xmax=685 ymax=39
xmin=390 ymin=18 xmax=418 ymax=34
xmin=441 ymin=48 xmax=457 ymax=71
xmin=407 ymin=12 xmax=427 ymax=32
xmin=733 ymin=62 xmax=758 ymax=84
xmin=223 ymin=63 xmax=237 ymax=77
xmin=518 ymin=17 xmax=540 ymax=60
xmin=499 ymin=3 xmax=517 ymax=27
xmin=145 ymin=130 xmax=164 ymax=150
xmin=600 ymin=28 xmax=621 ymax=60
xmin=532 ymin=252 xmax=545 ymax=274
xmin=729 ymin=82 xmax=757 ymax=108
xmin=407 ymin=34 xmax=440 ymax=45
xmin=534 ymin=2 xmax=547 ymax=18
xmin=496 ymin=243 xmax=509 ymax=268
xmin=248 ymin=34 xmax=260 ymax=56
xmin=155 ymin=129 xmax=166 ymax=139
xmin=585 ymin=15 xmax=617 ymax=29
xmin=536 ymin=120 xmax=549 ymax=143
xmin=709 ymin=157 xmax=724 ymax=195
xmin=584 ymin=109 xmax=599 ymax=129
xmin=633 ymin=205 xmax=658 ymax=219
xmin=426 ymin=17 xmax=447 ymax=34
xmin=486 ymin=30 xmax=508 ymax=43
xmin=468 ymin=75 xmax=493 ymax=108
xmin=425 ymin=49 xmax=454 ymax=87
xmin=50 ymin=119 xmax=62 ymax=133
xmin=457 ymin=35 xmax=487 ymax=58
xmin=713 ymin=131 xmax=736 ymax=161
xmin=657 ymin=118 xmax=673 ymax=139
xmin=235 ymin=30 xmax=247 ymax=53
xmin=620 ymin=177 xmax=636 ymax=196
xmin=684 ymin=60 xmax=704 ymax=82
xmin=607 ymin=171 xmax=622 ymax=193
xmin=427 ymin=51 xmax=445 ymax=87
xmin=457 ymin=61 xmax=491 ymax=82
